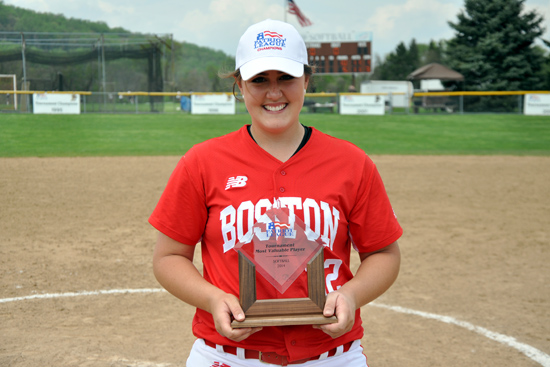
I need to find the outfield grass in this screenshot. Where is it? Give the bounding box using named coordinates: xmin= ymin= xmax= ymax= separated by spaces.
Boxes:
xmin=0 ymin=113 xmax=549 ymax=157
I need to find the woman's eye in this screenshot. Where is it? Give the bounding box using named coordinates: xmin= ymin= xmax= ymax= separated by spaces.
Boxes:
xmin=280 ymin=75 xmax=294 ymax=81
xmin=251 ymin=77 xmax=266 ymax=83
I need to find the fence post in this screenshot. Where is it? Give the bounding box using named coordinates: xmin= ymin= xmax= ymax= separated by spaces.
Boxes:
xmin=459 ymin=95 xmax=464 ymax=114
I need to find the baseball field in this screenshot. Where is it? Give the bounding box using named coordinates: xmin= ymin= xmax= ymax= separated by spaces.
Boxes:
xmin=1 ymin=113 xmax=549 ymax=366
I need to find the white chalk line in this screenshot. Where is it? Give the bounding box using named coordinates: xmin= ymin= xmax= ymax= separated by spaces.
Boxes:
xmin=0 ymin=288 xmax=166 ymax=303
xmin=1 ymin=289 xmax=548 ymax=366
xmin=370 ymin=302 xmax=550 ymax=367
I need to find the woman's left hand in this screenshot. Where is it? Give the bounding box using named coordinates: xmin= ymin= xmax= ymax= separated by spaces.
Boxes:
xmin=313 ymin=242 xmax=401 ymax=339
xmin=313 ymin=290 xmax=356 ymax=339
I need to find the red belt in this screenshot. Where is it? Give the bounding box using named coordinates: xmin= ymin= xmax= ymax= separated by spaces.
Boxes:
xmin=204 ymin=339 xmax=354 ymax=366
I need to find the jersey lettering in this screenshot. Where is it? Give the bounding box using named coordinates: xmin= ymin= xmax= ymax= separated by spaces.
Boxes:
xmin=322 ymin=201 xmax=340 ymax=249
xmin=210 ymin=362 xmax=231 ymax=367
xmin=237 ymin=200 xmax=254 ymax=243
xmin=220 ymin=197 xmax=339 ymax=252
xmin=220 ymin=205 xmax=236 ymax=252
xmin=324 ymin=259 xmax=343 ymax=293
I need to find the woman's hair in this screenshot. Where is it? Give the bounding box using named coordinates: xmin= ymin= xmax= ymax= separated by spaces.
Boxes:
xmin=219 ymin=65 xmax=315 ymax=102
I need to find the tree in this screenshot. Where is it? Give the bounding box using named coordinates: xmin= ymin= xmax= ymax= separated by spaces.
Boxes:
xmin=446 ymin=0 xmax=546 ymax=91
xmin=422 ymin=40 xmax=445 ymax=65
xmin=544 ymin=51 xmax=550 ymax=90
xmin=371 ymin=39 xmax=421 ymax=80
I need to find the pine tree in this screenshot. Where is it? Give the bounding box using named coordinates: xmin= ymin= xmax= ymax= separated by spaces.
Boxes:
xmin=423 ymin=40 xmax=445 ymax=65
xmin=408 ymin=39 xmax=420 ymax=72
xmin=372 ymin=40 xmax=421 ymax=80
xmin=446 ymin=0 xmax=546 ymax=91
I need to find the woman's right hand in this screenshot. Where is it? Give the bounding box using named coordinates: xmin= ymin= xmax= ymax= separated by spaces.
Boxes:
xmin=153 ymin=233 xmax=262 ymax=341
xmin=210 ymin=292 xmax=263 ymax=342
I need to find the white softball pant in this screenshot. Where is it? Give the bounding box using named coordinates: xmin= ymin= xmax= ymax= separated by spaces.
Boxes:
xmin=186 ymin=338 xmax=368 ymax=367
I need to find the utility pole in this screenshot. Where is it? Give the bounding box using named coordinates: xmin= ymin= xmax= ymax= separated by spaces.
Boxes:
xmin=101 ymin=34 xmax=107 ymax=108
xmin=20 ymin=33 xmax=29 ymax=111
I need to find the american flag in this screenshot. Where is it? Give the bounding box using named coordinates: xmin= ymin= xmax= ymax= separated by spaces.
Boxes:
xmin=287 ymin=0 xmax=312 ymax=27
xmin=264 ymin=31 xmax=284 ymax=38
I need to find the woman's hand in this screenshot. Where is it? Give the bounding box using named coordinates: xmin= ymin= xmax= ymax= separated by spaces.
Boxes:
xmin=209 ymin=292 xmax=263 ymax=342
xmin=153 ymin=233 xmax=262 ymax=341
xmin=314 ymin=290 xmax=356 ymax=338
xmin=314 ymin=242 xmax=401 ymax=339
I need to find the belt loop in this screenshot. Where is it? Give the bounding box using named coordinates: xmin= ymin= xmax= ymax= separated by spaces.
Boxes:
xmin=334 ymin=344 xmax=344 ymax=357
xmin=236 ymin=347 xmax=246 ymax=359
xmin=215 ymin=344 xmax=224 ymax=354
xmin=318 ymin=351 xmax=329 ymax=360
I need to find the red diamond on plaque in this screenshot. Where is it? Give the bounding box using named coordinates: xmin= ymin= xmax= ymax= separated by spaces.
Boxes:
xmin=234 ymin=206 xmax=324 ymax=294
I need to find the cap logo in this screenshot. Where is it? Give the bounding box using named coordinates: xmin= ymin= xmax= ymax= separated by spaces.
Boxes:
xmin=254 ymin=30 xmax=287 ymax=51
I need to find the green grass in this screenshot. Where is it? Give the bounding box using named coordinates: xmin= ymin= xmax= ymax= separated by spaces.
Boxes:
xmin=1 ymin=113 xmax=549 ymax=157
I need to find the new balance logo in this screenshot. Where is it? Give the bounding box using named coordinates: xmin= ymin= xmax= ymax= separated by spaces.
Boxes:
xmin=225 ymin=176 xmax=248 ymax=190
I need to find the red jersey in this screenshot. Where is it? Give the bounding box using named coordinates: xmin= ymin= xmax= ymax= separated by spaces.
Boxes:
xmin=149 ymin=125 xmax=402 ymax=362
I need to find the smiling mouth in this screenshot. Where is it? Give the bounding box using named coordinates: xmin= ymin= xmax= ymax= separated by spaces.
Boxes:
xmin=264 ymin=104 xmax=287 ymax=112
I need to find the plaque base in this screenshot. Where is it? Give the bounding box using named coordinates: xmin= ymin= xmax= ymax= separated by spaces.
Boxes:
xmin=232 ymin=314 xmax=337 ymax=328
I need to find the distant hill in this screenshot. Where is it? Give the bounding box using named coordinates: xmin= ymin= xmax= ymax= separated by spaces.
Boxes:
xmin=0 ymin=1 xmax=128 ymax=34
xmin=0 ymin=1 xmax=235 ymax=92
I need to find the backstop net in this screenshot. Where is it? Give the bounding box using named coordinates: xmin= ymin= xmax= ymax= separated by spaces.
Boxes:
xmin=0 ymin=32 xmax=173 ymax=112
xmin=0 ymin=74 xmax=17 ymax=111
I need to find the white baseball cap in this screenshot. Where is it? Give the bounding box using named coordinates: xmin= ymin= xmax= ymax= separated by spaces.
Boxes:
xmin=235 ymin=19 xmax=308 ymax=81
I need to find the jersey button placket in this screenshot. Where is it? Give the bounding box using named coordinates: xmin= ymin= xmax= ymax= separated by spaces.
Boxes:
xmin=277 ymin=168 xmax=287 ymax=194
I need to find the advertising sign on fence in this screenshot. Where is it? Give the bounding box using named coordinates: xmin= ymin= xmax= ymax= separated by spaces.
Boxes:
xmin=339 ymin=94 xmax=385 ymax=115
xmin=524 ymin=94 xmax=550 ymax=116
xmin=191 ymin=94 xmax=235 ymax=114
xmin=360 ymin=81 xmax=413 ymax=108
xmin=33 ymin=93 xmax=81 ymax=114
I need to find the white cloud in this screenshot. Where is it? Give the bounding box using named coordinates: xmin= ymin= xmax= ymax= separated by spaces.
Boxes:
xmin=365 ymin=0 xmax=460 ymax=57
xmin=524 ymin=2 xmax=550 ymax=38
xmin=2 ymin=0 xmax=548 ymax=58
xmin=175 ymin=0 xmax=285 ymax=54
xmin=96 ymin=1 xmax=133 ymax=15
xmin=7 ymin=0 xmax=51 ymax=12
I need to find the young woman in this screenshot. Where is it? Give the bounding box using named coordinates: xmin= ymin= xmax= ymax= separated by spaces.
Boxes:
xmin=150 ymin=19 xmax=402 ymax=366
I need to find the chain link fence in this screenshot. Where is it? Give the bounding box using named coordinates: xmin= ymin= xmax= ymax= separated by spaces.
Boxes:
xmin=0 ymin=90 xmax=548 ymax=115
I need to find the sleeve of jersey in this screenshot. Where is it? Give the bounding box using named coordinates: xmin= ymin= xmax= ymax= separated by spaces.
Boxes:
xmin=148 ymin=152 xmax=207 ymax=246
xmin=348 ymin=157 xmax=403 ymax=253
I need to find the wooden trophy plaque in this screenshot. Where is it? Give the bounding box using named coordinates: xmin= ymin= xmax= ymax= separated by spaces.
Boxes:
xmin=231 ymin=207 xmax=337 ymax=328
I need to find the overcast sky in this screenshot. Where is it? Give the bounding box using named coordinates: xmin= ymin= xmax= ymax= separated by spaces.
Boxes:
xmin=4 ymin=0 xmax=550 ymax=60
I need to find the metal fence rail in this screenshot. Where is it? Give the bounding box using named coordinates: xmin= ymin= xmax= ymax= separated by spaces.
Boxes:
xmin=1 ymin=90 xmax=549 ymax=115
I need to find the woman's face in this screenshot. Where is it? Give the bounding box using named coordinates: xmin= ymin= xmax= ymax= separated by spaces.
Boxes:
xmin=237 ymin=70 xmax=309 ymax=135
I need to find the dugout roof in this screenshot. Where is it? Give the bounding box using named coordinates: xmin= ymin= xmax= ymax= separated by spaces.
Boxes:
xmin=407 ymin=63 xmax=464 ymax=81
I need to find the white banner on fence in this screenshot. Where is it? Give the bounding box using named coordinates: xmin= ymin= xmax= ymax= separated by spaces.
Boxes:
xmin=524 ymin=94 xmax=550 ymax=116
xmin=360 ymin=81 xmax=413 ymax=108
xmin=339 ymin=94 xmax=385 ymax=115
xmin=191 ymin=94 xmax=235 ymax=115
xmin=33 ymin=93 xmax=81 ymax=114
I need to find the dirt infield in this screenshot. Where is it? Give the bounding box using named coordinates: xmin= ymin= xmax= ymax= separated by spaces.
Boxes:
xmin=1 ymin=155 xmax=549 ymax=367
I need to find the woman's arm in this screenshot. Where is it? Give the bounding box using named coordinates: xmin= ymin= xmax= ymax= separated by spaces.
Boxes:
xmin=316 ymin=241 xmax=401 ymax=338
xmin=152 ymin=232 xmax=262 ymax=341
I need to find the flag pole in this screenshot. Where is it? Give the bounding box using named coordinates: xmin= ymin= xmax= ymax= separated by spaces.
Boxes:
xmin=284 ymin=0 xmax=287 ymax=22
